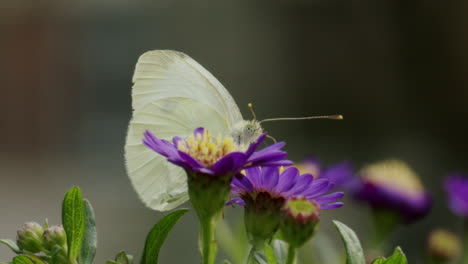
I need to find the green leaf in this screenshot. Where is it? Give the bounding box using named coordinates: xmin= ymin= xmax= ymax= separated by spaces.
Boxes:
xmin=12 ymin=256 xmax=33 ymax=264
xmin=115 ymin=252 xmax=133 ymax=264
xmin=78 ymin=200 xmax=97 ymax=264
xmin=333 ymin=220 xmax=365 ymax=264
xmin=264 ymin=244 xmax=278 ymax=264
xmin=0 ymin=239 xmax=21 ymax=254
xmin=62 ymin=187 xmax=85 ymax=264
xmin=371 ymin=247 xmax=407 ymax=264
xmin=216 ymin=219 xmax=248 ymax=264
xmin=222 ymin=260 xmax=233 ymax=264
xmin=106 ymin=261 xmax=118 ymax=264
xmin=140 ymin=209 xmax=189 ymax=264
xmin=24 ymin=254 xmax=47 ymax=264
xmin=271 ymin=240 xmax=287 ymax=264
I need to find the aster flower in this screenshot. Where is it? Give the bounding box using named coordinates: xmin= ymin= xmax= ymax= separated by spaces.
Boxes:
xmin=230 ymin=166 xmax=343 ymax=243
xmin=353 ymin=159 xmax=431 ymax=223
xmin=143 ymin=128 xmax=291 ymax=179
xmin=444 ymin=173 xmax=468 ymax=218
xmin=295 ymin=156 xmax=353 ymax=188
xmin=143 ymin=127 xmax=291 ymax=264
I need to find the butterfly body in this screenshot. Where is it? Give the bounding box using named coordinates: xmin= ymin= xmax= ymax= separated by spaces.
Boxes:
xmin=229 ymin=120 xmax=263 ymax=147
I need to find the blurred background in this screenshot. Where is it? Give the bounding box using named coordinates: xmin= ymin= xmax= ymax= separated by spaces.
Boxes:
xmin=1 ymin=0 xmax=468 ymax=263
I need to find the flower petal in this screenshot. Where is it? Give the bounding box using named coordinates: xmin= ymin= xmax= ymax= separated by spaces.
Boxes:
xmin=212 ymin=152 xmax=247 ymax=175
xmin=320 ymin=202 xmax=344 ymax=210
xmin=314 ymin=192 xmax=344 ymax=204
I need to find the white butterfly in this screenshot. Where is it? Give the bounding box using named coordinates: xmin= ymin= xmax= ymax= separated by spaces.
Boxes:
xmin=124 ymin=50 xmax=263 ymax=211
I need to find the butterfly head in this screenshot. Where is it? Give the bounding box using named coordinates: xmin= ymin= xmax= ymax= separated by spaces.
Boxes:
xmin=230 ymin=120 xmax=263 ymax=147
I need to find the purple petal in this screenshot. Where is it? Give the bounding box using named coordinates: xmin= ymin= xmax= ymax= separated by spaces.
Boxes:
xmin=245 ymin=167 xmax=262 ymax=189
xmin=143 ymin=130 xmax=179 ymax=158
xmin=212 ymin=152 xmax=247 ymax=175
xmin=232 ymin=174 xmax=255 ymax=193
xmin=172 ymin=136 xmax=184 ymax=147
xmin=226 ymin=197 xmax=246 ymax=206
xmin=285 ymin=173 xmax=314 ymax=196
xmin=320 ymin=161 xmax=353 ymax=187
xmin=245 ymin=133 xmax=267 ymax=157
xmin=320 ymin=202 xmax=344 ymax=210
xmin=303 ymin=178 xmax=329 ymax=197
xmin=307 ymin=182 xmax=335 ymax=199
xmin=178 ymin=151 xmax=204 ymax=169
xmin=248 ymin=142 xmax=287 ymax=162
xmin=261 ymin=166 xmax=280 ymax=191
xmin=314 ymin=192 xmax=344 ymax=204
xmin=259 ymin=160 xmax=294 ymax=167
xmin=275 ymin=167 xmax=299 ymax=193
xmin=194 ymin=127 xmax=205 ymax=137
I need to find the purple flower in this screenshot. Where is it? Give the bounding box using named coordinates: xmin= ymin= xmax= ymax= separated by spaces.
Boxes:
xmin=444 ymin=173 xmax=468 ymax=218
xmin=229 ymin=166 xmax=343 ymax=244
xmin=143 ymin=128 xmax=292 ymax=176
xmin=353 ymin=160 xmax=431 ymax=222
xmin=296 ymin=156 xmax=354 ymax=188
xmin=230 ymin=166 xmax=344 ymax=210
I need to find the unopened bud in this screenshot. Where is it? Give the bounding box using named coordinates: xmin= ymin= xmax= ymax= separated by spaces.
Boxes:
xmin=427 ymin=229 xmax=461 ymax=262
xmin=280 ymin=197 xmax=320 ymax=248
xmin=16 ymin=222 xmax=44 ymax=253
xmin=43 ymin=225 xmax=67 ymax=252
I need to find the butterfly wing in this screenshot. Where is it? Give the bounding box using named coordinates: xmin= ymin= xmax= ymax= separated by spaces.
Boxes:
xmin=125 ymin=50 xmax=244 ymax=211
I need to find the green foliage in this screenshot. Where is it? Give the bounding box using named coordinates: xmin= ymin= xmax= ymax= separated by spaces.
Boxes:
xmin=62 ymin=187 xmax=85 ymax=264
xmin=333 ymin=220 xmax=366 ymax=264
xmin=217 ymin=219 xmax=248 ymax=264
xmin=12 ymin=256 xmax=34 ymax=264
xmin=78 ymin=200 xmax=97 ymax=264
xmin=0 ymin=239 xmax=21 ymax=254
xmin=107 ymin=251 xmax=133 ymax=264
xmin=264 ymin=244 xmax=278 ymax=264
xmin=140 ymin=209 xmax=189 ymax=264
xmin=371 ymin=247 xmax=408 ymax=264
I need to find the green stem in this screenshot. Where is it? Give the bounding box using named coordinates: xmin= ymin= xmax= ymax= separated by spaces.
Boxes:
xmin=286 ymin=244 xmax=296 ymax=264
xmin=462 ymin=220 xmax=468 ymax=264
xmin=247 ymin=243 xmax=266 ymax=264
xmin=200 ymin=216 xmax=217 ymax=264
xmin=369 ymin=209 xmax=400 ymax=253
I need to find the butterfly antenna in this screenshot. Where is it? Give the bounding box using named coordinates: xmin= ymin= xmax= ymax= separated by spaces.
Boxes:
xmin=248 ymin=103 xmax=257 ymax=120
xmin=260 ymin=115 xmax=343 ymax=123
xmin=266 ymin=134 xmax=277 ymax=143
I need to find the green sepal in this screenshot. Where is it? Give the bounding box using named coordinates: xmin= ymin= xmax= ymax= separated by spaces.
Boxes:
xmin=264 ymin=244 xmax=278 ymax=264
xmin=0 ymin=239 xmax=21 ymax=254
xmin=12 ymin=256 xmax=34 ymax=264
xmin=78 ymin=200 xmax=97 ymax=264
xmin=371 ymin=247 xmax=408 ymax=264
xmin=115 ymin=251 xmax=133 ymax=264
xmin=333 ymin=220 xmax=365 ymax=264
xmin=140 ymin=209 xmax=189 ymax=264
xmin=62 ymin=187 xmax=85 ymax=264
xmin=24 ymin=254 xmax=47 ymax=264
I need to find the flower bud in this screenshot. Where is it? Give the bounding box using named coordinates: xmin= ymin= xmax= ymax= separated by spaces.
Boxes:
xmin=243 ymin=192 xmax=284 ymax=245
xmin=427 ymin=229 xmax=461 ymax=262
xmin=280 ymin=197 xmax=320 ymax=248
xmin=43 ymin=225 xmax=67 ymax=252
xmin=16 ymin=222 xmax=44 ymax=253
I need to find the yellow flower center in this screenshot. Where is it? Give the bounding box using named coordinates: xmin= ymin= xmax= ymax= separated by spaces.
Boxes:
xmin=177 ymin=129 xmax=239 ymax=168
xmin=361 ymin=159 xmax=425 ymax=195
